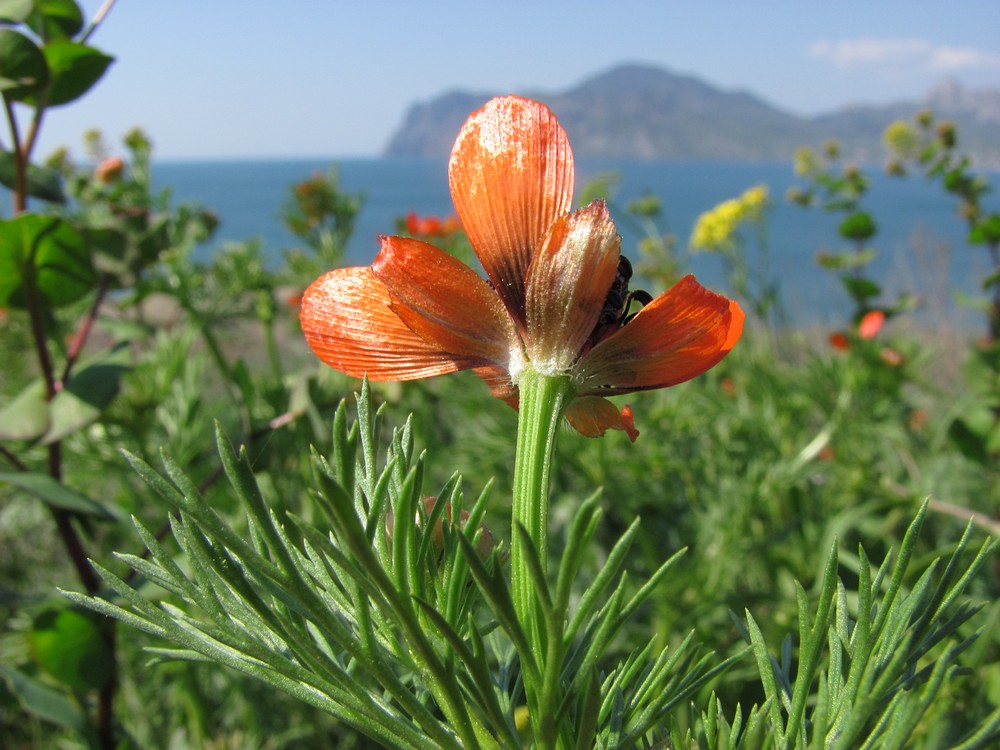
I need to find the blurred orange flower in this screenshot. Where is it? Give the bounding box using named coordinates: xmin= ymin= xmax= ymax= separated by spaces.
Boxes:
xmin=300 ymin=96 xmax=743 ymax=440
xmin=405 ymin=212 xmax=461 ymax=237
xmin=829 ymin=332 xmax=849 ymax=351
xmin=880 ymin=347 xmax=904 ymax=367
xmin=95 ymin=156 xmax=124 ymax=183
xmin=858 ymin=309 xmax=885 ymax=339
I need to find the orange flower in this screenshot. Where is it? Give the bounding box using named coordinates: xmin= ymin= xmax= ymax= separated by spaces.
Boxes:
xmin=858 ymin=309 xmax=885 ymax=339
xmin=300 ymin=96 xmax=744 ymax=440
xmin=406 ymin=212 xmax=461 ymax=237
xmin=829 ymin=332 xmax=850 ymax=351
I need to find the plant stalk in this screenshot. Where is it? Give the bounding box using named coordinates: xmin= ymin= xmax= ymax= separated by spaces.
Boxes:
xmin=510 ymin=367 xmax=572 ymax=744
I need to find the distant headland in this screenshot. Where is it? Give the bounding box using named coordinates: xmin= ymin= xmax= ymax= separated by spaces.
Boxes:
xmin=383 ymin=63 xmax=1000 ymax=166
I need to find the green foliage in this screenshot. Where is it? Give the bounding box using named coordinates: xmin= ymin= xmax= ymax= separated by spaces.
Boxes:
xmin=57 ymin=378 xmax=999 ymax=749
xmin=0 ymin=6 xmax=367 ymax=744
xmin=282 ymin=167 xmax=364 ymax=278
xmin=884 ymin=112 xmax=1000 ymax=476
xmin=884 ymin=112 xmax=1000 ymax=335
xmin=745 ymin=507 xmax=998 ymax=748
xmin=0 ymin=1 xmax=112 ymax=109
xmin=789 ymin=144 xmax=907 ymax=325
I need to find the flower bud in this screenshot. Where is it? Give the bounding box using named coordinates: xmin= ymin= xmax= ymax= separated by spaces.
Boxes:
xmin=95 ymin=156 xmax=125 ymax=183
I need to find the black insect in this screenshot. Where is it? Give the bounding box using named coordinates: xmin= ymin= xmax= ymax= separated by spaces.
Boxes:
xmin=596 ymin=255 xmax=653 ymax=330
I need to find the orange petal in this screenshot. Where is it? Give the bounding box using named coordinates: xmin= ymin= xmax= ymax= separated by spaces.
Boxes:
xmin=524 ymin=200 xmax=621 ymax=372
xmin=448 ymin=96 xmax=575 ymax=328
xmin=564 ymin=396 xmax=639 ymax=441
xmin=372 ymin=236 xmax=518 ymax=366
xmin=473 ymin=365 xmax=519 ymax=409
xmin=300 ymin=267 xmax=478 ymax=380
xmin=576 ymin=276 xmax=744 ymax=394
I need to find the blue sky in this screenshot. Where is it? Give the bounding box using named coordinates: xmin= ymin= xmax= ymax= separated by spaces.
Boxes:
xmin=34 ymin=0 xmax=1000 ymax=160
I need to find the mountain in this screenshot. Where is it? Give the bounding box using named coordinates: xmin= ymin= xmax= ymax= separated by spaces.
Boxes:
xmin=383 ymin=63 xmax=1000 ymax=165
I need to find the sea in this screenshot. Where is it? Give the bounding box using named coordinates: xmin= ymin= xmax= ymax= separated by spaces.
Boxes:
xmin=152 ymin=157 xmax=997 ymax=328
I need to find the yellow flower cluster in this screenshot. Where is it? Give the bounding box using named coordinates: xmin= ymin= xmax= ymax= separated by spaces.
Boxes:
xmin=690 ymin=184 xmax=769 ymax=252
xmin=883 ymin=120 xmax=920 ymax=159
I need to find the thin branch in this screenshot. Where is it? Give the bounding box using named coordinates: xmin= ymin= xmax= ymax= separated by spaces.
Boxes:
xmin=23 ymin=271 xmax=57 ymax=400
xmin=60 ymin=275 xmax=111 ymax=388
xmin=80 ymin=0 xmax=119 ymax=45
xmin=20 ymin=100 xmax=46 ymax=165
xmin=929 ymin=498 xmax=1000 ymax=537
xmin=3 ymin=94 xmax=27 ymax=213
xmin=0 ymin=443 xmax=29 ymax=471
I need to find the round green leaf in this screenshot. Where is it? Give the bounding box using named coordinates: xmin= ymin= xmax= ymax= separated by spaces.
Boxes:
xmin=0 ymin=213 xmax=96 ymax=309
xmin=838 ymin=211 xmax=877 ymax=241
xmin=29 ymin=607 xmax=113 ymax=691
xmin=28 ymin=0 xmax=83 ymax=41
xmin=840 ymin=275 xmax=881 ymax=302
xmin=0 ymin=27 xmax=48 ymax=99
xmin=969 ymin=213 xmax=1000 ymax=246
xmin=37 ymin=39 xmax=112 ymax=106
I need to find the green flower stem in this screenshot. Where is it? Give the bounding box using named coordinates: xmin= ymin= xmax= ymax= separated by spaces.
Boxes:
xmin=511 ymin=368 xmax=573 ymax=709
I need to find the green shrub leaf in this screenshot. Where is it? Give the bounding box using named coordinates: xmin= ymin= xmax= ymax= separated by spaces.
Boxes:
xmin=27 ymin=0 xmax=83 ymax=41
xmin=0 ymin=0 xmax=34 ymax=23
xmin=840 ymin=275 xmax=881 ymax=302
xmin=42 ymin=343 xmax=131 ymax=443
xmin=0 ymin=663 xmax=95 ymax=739
xmin=0 ymin=378 xmax=49 ymax=440
xmin=0 ymin=27 xmax=48 ymax=98
xmin=0 ymin=471 xmax=119 ymax=519
xmin=35 ymin=39 xmax=112 ymax=106
xmin=0 ymin=149 xmax=66 ymax=203
xmin=29 ymin=607 xmax=113 ymax=691
xmin=838 ymin=211 xmax=877 ymax=241
xmin=970 ymin=213 xmax=1000 ymax=246
xmin=0 ymin=214 xmax=95 ymax=309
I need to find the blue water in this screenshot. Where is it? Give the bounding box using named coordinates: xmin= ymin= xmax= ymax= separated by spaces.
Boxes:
xmin=153 ymin=157 xmax=994 ymax=326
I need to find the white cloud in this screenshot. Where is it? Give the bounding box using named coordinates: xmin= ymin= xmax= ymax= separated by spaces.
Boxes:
xmin=809 ymin=37 xmax=1000 ymax=73
xmin=930 ymin=46 xmax=1000 ymax=72
xmin=808 ymin=38 xmax=930 ymax=68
